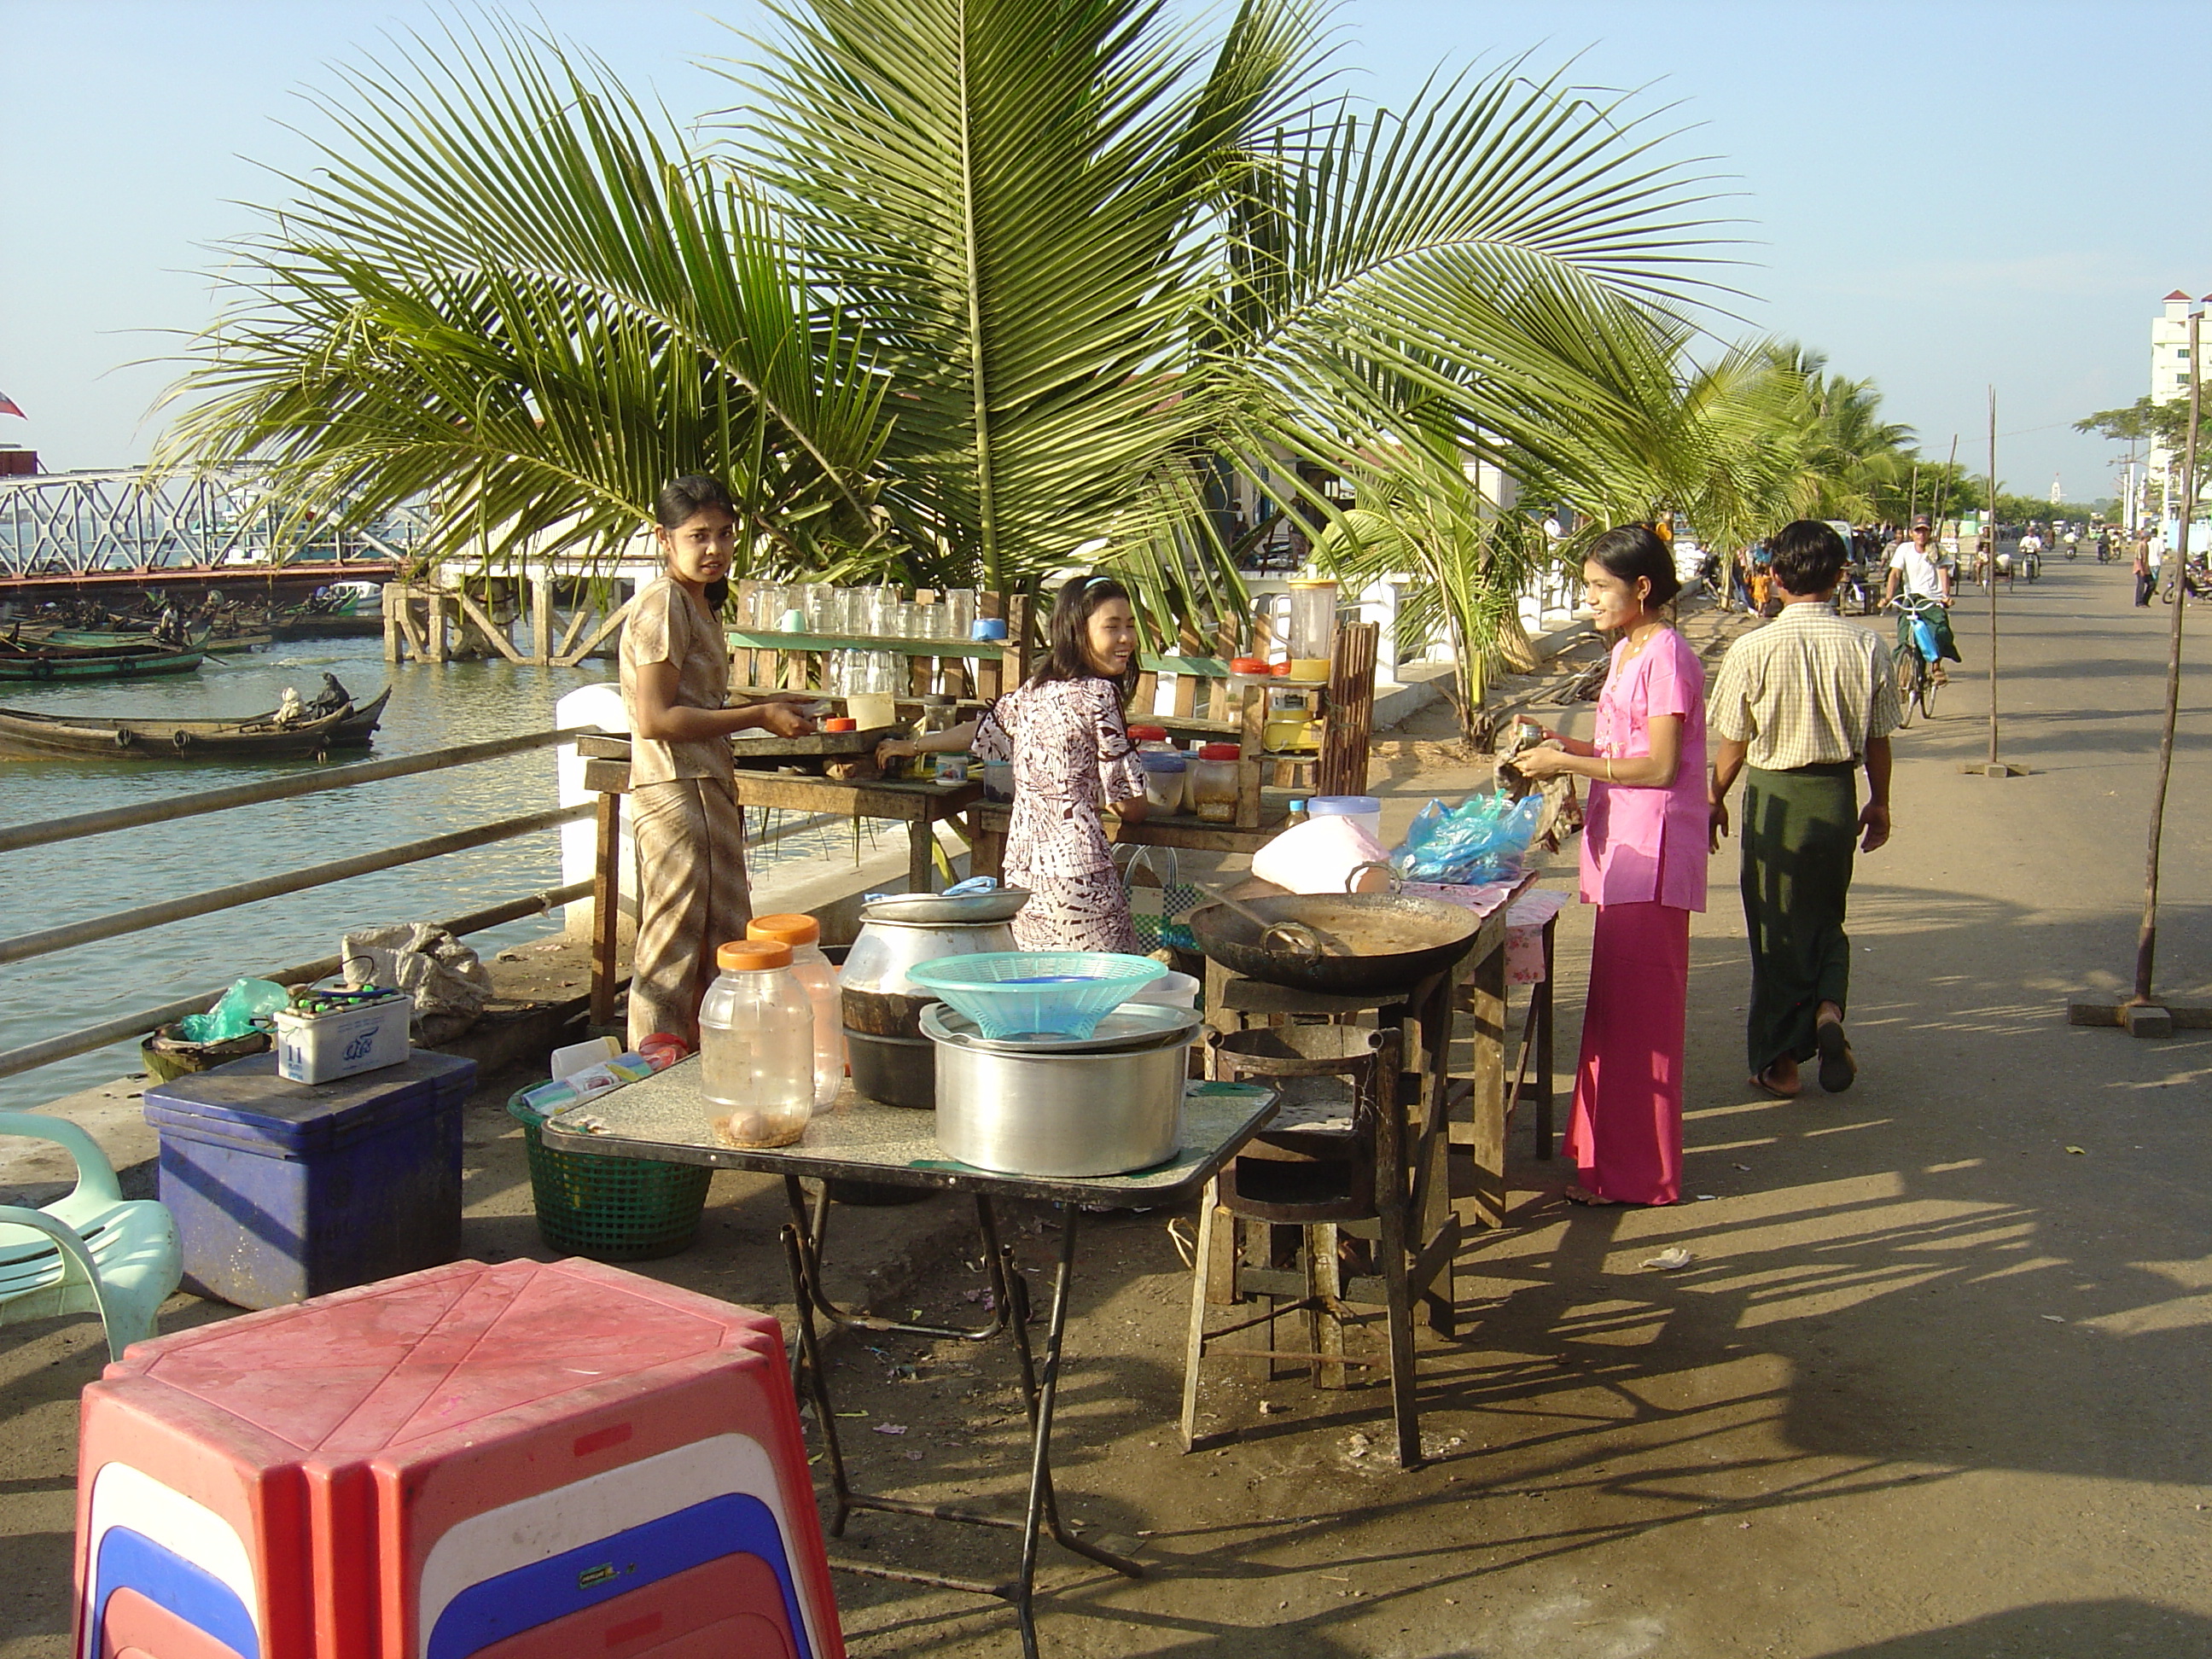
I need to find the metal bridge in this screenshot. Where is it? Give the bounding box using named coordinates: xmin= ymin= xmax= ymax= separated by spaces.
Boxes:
xmin=0 ymin=469 xmax=416 ymax=598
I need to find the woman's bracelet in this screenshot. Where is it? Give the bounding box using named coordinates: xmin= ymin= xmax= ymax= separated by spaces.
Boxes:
xmin=1605 ymin=758 xmax=1615 ymax=783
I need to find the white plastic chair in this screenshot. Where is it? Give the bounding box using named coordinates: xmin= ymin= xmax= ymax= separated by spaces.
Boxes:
xmin=0 ymin=1111 xmax=182 ymax=1360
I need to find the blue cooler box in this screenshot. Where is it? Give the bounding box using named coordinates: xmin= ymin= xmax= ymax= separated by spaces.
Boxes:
xmin=142 ymin=1050 xmax=477 ymax=1308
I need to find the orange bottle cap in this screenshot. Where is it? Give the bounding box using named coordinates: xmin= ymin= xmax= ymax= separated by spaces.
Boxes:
xmin=748 ymin=912 xmax=821 ymax=946
xmin=717 ymin=939 xmax=793 ymax=970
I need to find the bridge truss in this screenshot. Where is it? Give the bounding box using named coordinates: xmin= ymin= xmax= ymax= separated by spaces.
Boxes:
xmin=0 ymin=469 xmax=422 ymax=580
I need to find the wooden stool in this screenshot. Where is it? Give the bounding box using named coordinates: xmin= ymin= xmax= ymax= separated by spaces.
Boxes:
xmin=1181 ymin=1024 xmax=1429 ymax=1468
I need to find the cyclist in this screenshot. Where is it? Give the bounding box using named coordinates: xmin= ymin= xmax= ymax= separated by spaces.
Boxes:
xmin=1883 ymin=515 xmax=1959 ymax=684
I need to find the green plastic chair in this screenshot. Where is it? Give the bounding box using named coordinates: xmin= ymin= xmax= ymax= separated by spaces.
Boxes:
xmin=0 ymin=1111 xmax=182 ymax=1360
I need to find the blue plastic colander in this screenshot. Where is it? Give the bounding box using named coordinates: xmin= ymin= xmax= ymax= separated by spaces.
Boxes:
xmin=906 ymin=952 xmax=1168 ymax=1039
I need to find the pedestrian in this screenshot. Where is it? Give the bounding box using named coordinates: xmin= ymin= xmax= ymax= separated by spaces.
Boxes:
xmin=1708 ymin=520 xmax=1899 ymax=1099
xmin=2132 ymin=532 xmax=2155 ymax=607
xmin=880 ymin=573 xmax=1150 ymax=951
xmin=1883 ymin=515 xmax=1959 ymax=681
xmin=1509 ymin=525 xmax=1708 ymax=1207
xmin=620 ymin=474 xmax=817 ymax=1048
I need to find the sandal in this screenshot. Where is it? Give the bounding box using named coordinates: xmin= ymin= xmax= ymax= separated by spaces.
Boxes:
xmin=1563 ymin=1184 xmax=1627 ymax=1207
xmin=1748 ymin=1065 xmax=1800 ymax=1101
xmin=1816 ymin=1019 xmax=1857 ymax=1092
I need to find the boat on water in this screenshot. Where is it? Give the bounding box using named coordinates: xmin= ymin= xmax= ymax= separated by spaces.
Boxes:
xmin=0 ymin=649 xmax=206 ymax=682
xmin=0 ymin=680 xmax=390 ymax=759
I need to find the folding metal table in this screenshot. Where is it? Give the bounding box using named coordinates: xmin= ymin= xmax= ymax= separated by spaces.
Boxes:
xmin=543 ymin=1067 xmax=1278 ymax=1657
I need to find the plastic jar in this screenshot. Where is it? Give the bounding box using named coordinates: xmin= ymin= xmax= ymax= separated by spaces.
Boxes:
xmin=1138 ymin=750 xmax=1187 ymax=812
xmin=1128 ymin=724 xmax=1173 ymax=752
xmin=1306 ymin=794 xmax=1382 ymax=843
xmin=747 ymin=914 xmax=846 ymax=1109
xmin=698 ymin=940 xmax=815 ymax=1148
xmin=1190 ymin=742 xmax=1241 ymax=824
xmin=982 ymin=759 xmax=1016 ymax=801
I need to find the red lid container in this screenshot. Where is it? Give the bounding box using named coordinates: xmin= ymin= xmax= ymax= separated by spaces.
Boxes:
xmin=1197 ymin=742 xmax=1242 ymax=760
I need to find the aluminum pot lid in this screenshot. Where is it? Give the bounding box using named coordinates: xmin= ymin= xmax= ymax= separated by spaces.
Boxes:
xmin=860 ymin=888 xmax=1032 ymax=924
xmin=918 ymin=999 xmax=1202 ymax=1054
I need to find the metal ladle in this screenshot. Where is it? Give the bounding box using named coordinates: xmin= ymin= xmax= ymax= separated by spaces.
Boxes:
xmin=1189 ymin=879 xmax=1348 ymax=958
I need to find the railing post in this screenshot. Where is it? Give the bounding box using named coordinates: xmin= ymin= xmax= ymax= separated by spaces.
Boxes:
xmin=591 ymin=788 xmax=623 ymax=1029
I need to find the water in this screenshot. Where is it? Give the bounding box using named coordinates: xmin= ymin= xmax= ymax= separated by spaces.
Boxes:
xmin=0 ymin=637 xmax=606 ymax=1110
xmin=0 ymin=632 xmax=910 ymax=1112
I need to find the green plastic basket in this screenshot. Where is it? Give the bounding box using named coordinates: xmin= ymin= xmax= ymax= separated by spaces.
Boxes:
xmin=508 ymin=1089 xmax=713 ymax=1261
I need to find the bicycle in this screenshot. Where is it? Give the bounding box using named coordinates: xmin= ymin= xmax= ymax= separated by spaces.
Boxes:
xmin=1888 ymin=597 xmax=1947 ymax=725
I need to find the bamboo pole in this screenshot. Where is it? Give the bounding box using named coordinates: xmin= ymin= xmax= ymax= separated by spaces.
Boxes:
xmin=2133 ymin=307 xmax=2202 ymax=1004
xmin=1987 ymin=390 xmax=2001 ymax=768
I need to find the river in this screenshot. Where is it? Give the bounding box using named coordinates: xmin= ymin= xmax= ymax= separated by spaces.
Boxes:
xmin=0 ymin=636 xmax=604 ymax=1111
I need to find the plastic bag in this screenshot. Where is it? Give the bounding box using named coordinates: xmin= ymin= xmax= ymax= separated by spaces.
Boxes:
xmin=339 ymin=923 xmax=492 ymax=1044
xmin=1390 ymin=792 xmax=1547 ymax=886
xmin=1910 ymin=615 xmax=1940 ymax=664
xmin=178 ymin=978 xmax=291 ymax=1043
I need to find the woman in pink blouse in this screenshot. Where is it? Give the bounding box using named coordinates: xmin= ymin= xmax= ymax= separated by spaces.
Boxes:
xmin=1512 ymin=525 xmax=1708 ymax=1205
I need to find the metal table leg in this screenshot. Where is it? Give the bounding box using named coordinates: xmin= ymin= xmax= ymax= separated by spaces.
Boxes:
xmin=777 ymin=1182 xmax=1141 ymax=1656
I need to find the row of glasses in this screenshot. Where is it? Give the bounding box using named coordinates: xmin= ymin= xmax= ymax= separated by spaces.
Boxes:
xmin=733 ymin=581 xmax=983 ymax=642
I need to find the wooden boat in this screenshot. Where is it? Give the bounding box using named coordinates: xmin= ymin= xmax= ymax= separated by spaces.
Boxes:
xmin=0 ymin=684 xmax=389 ymax=759
xmin=0 ymin=649 xmax=206 ymax=682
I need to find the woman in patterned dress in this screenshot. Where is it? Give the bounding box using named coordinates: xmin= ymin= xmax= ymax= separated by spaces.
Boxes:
xmin=881 ymin=575 xmax=1150 ymax=950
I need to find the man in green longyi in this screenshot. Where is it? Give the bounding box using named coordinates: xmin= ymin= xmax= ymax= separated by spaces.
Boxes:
xmin=1707 ymin=520 xmax=1903 ymax=1099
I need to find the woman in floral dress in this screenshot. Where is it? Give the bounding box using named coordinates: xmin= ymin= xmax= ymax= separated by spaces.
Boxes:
xmin=882 ymin=575 xmax=1150 ymax=950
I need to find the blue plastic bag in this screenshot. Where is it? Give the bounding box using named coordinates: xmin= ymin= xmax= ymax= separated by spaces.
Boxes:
xmin=1390 ymin=793 xmax=1546 ymax=886
xmin=1910 ymin=615 xmax=1940 ymax=663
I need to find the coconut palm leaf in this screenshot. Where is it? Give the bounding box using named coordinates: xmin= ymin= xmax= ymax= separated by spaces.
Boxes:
xmin=153 ymin=14 xmax=889 ymax=571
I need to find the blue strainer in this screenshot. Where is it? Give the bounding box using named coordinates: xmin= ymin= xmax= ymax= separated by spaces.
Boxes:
xmin=906 ymin=952 xmax=1168 ymax=1039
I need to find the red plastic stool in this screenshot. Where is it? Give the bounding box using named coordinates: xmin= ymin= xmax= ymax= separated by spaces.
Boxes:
xmin=75 ymin=1257 xmax=843 ymax=1659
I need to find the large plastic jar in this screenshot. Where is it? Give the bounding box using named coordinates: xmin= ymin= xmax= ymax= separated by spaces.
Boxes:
xmin=748 ymin=913 xmax=846 ymax=1109
xmin=1307 ymin=794 xmax=1382 ymax=844
xmin=1138 ymin=751 xmax=1187 ymax=813
xmin=698 ymin=940 xmax=816 ymax=1148
xmin=1190 ymin=742 xmax=1241 ymax=824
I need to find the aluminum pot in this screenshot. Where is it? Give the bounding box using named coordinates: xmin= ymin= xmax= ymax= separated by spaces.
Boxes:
xmin=920 ymin=1002 xmax=1201 ymax=1177
xmin=838 ymin=899 xmax=1022 ymax=1042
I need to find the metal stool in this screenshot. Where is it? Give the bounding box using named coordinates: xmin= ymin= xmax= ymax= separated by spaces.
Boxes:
xmin=1180 ymin=1023 xmax=1427 ymax=1467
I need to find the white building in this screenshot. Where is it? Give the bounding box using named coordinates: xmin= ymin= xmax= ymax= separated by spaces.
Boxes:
xmin=2147 ymin=289 xmax=2209 ymax=523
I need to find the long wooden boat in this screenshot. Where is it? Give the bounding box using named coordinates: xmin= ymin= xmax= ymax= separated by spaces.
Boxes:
xmin=0 ymin=650 xmax=206 ymax=682
xmin=0 ymin=687 xmax=388 ymax=758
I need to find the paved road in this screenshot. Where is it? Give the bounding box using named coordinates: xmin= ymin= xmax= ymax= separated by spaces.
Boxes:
xmin=816 ymin=558 xmax=2212 ymax=1657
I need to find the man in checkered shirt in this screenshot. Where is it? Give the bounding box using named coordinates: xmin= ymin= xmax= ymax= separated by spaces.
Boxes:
xmin=1708 ymin=521 xmax=1902 ymax=1101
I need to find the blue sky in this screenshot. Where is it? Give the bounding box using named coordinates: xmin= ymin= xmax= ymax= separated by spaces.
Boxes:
xmin=3 ymin=0 xmax=2206 ymax=504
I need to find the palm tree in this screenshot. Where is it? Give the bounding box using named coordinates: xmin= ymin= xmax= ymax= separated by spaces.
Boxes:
xmin=155 ymin=0 xmax=1735 ymax=637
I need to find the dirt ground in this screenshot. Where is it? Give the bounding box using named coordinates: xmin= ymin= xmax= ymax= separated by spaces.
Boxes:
xmin=7 ymin=566 xmax=2209 ymax=1657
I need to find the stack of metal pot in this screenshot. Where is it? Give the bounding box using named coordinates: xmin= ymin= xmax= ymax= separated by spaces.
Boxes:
xmin=836 ymin=888 xmax=1027 ymax=1108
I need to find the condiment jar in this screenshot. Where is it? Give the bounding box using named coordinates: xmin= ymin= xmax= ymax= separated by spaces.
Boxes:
xmin=748 ymin=913 xmax=846 ymax=1108
xmin=1190 ymin=742 xmax=1241 ymax=824
xmin=698 ymin=940 xmax=815 ymax=1148
xmin=1138 ymin=750 xmax=1187 ymax=813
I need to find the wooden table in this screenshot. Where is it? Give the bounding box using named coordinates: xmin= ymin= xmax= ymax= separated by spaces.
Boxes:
xmin=965 ymin=792 xmax=1301 ymax=880
xmin=543 ymin=1068 xmax=1279 ymax=1658
xmin=579 ymin=744 xmax=982 ymax=895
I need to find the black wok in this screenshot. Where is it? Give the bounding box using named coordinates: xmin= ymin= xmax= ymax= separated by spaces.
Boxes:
xmin=1189 ymin=894 xmax=1482 ymax=994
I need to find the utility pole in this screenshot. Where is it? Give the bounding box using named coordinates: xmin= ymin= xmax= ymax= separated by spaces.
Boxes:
xmin=2134 ymin=306 xmax=2202 ymax=1007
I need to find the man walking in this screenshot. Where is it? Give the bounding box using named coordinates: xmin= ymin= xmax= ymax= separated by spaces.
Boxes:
xmin=2132 ymin=531 xmax=2155 ymax=607
xmin=1709 ymin=521 xmax=1901 ymax=1098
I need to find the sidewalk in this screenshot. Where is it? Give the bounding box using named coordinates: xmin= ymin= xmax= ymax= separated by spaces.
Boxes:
xmin=7 ymin=567 xmax=2209 ymax=1656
